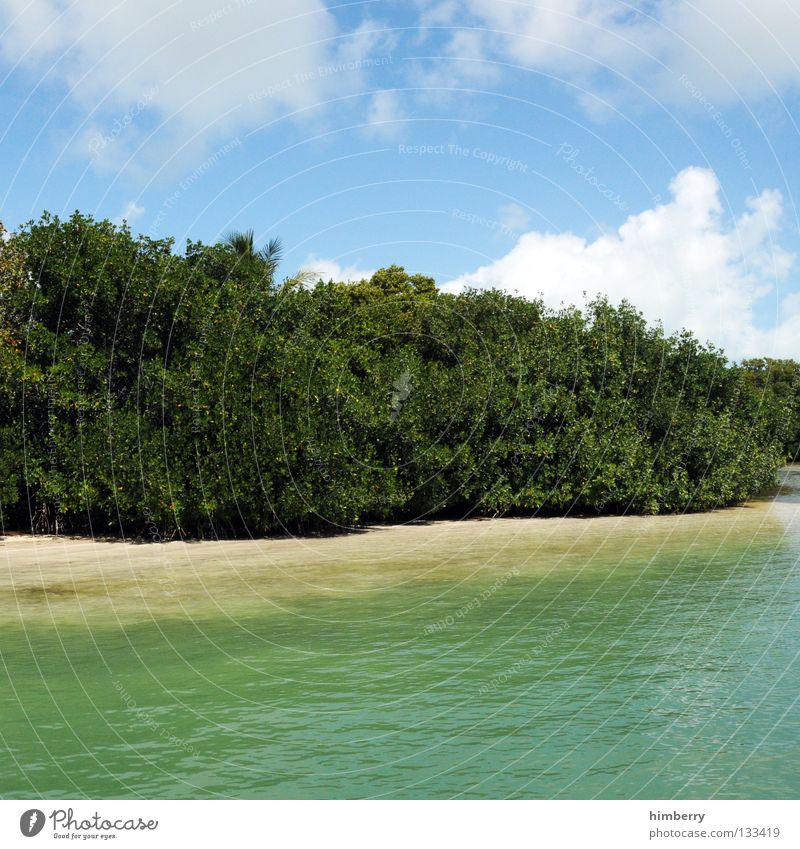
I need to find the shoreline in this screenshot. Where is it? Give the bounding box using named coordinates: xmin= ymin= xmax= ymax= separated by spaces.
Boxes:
xmin=0 ymin=497 xmax=776 ymax=550
xmin=2 ymin=491 xmax=795 ymax=626
xmin=3 ymin=465 xmax=796 ymax=626
xmin=3 ymin=465 xmax=796 ymax=549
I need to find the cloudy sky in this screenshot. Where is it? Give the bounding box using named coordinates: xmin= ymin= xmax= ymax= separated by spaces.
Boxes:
xmin=1 ymin=0 xmax=799 ymax=359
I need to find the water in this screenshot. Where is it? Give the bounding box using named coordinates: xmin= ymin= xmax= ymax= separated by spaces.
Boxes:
xmin=1 ymin=470 xmax=799 ymax=799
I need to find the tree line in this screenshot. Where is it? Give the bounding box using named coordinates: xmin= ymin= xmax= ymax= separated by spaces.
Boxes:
xmin=0 ymin=212 xmax=797 ymax=538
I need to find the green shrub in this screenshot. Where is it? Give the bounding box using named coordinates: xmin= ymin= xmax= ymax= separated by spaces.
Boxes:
xmin=0 ymin=212 xmax=790 ymax=537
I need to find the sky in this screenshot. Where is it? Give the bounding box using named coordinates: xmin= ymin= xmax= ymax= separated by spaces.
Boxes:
xmin=1 ymin=0 xmax=799 ymax=360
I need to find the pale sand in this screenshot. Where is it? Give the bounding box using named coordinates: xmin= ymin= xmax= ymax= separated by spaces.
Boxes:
xmin=2 ymin=489 xmax=795 ymax=625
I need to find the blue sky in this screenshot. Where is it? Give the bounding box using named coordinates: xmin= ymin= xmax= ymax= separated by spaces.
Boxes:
xmin=1 ymin=0 xmax=799 ymax=359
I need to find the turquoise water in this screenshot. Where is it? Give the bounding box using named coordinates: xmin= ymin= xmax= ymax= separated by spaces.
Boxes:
xmin=1 ymin=475 xmax=799 ymax=799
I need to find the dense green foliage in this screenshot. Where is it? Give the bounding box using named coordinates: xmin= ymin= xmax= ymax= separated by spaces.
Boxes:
xmin=0 ymin=213 xmax=794 ymax=537
xmin=741 ymin=358 xmax=800 ymax=460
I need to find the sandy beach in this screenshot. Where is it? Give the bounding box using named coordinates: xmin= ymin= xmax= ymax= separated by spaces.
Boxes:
xmin=2 ymin=488 xmax=795 ymax=625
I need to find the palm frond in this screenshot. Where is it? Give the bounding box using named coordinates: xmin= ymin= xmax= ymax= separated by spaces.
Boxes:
xmin=281 ymin=270 xmax=319 ymax=290
xmin=259 ymin=236 xmax=283 ymax=276
xmin=224 ymin=229 xmax=256 ymax=257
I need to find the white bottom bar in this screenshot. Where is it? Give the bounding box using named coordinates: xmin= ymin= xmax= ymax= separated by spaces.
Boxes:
xmin=2 ymin=799 xmax=797 ymax=848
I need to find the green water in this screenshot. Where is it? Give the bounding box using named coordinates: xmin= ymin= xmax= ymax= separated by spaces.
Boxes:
xmin=2 ymin=476 xmax=799 ymax=798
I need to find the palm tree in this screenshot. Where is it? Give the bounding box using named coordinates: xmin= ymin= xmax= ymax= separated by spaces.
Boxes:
xmin=224 ymin=229 xmax=283 ymax=282
xmin=224 ymin=228 xmax=256 ymax=258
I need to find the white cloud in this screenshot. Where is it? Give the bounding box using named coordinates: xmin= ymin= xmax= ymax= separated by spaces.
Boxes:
xmin=112 ymin=200 xmax=145 ymax=226
xmin=444 ymin=167 xmax=797 ymax=361
xmin=415 ymin=0 xmax=800 ymax=105
xmin=498 ymin=203 xmax=531 ymax=235
xmin=299 ymin=256 xmax=374 ymax=283
xmin=0 ymin=1 xmax=385 ymax=165
xmin=365 ymin=89 xmax=404 ymax=136
xmin=661 ymin=0 xmax=800 ymax=101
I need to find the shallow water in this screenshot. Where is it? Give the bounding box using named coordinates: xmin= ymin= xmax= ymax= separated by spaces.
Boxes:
xmin=1 ymin=470 xmax=799 ymax=798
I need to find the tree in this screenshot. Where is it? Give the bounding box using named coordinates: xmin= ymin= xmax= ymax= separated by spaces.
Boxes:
xmin=224 ymin=229 xmax=283 ymax=283
xmin=0 ymin=222 xmax=28 ymax=524
xmin=0 ymin=213 xmax=790 ymax=538
xmin=741 ymin=358 xmax=800 ymax=459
